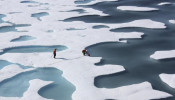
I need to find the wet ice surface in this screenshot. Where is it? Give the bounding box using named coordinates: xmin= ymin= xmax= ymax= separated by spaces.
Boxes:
xmin=0 ymin=67 xmax=75 ymax=100
xmin=10 ymin=35 xmax=36 ymax=42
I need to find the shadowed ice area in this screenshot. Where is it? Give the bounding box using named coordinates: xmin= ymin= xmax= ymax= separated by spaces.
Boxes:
xmin=10 ymin=35 xmax=36 ymax=42
xmin=0 ymin=67 xmax=75 ymax=100
xmin=31 ymin=12 xmax=49 ymax=21
xmin=47 ymin=30 xmax=54 ymax=33
xmin=0 ymin=45 xmax=67 ymax=55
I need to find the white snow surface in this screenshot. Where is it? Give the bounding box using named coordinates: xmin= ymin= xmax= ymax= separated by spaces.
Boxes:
xmin=160 ymin=74 xmax=175 ymax=89
xmin=117 ymin=6 xmax=158 ymax=11
xmin=0 ymin=0 xmax=171 ymax=100
xmin=150 ymin=50 xmax=175 ymax=60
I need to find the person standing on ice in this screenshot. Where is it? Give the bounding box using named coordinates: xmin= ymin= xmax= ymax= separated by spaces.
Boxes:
xmin=82 ymin=49 xmax=90 ymax=56
xmin=53 ymin=49 xmax=56 ymax=58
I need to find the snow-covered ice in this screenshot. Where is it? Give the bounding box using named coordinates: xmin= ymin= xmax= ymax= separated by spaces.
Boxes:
xmin=114 ymin=32 xmax=144 ymax=41
xmin=102 ymin=82 xmax=172 ymax=100
xmin=160 ymin=74 xmax=175 ymax=89
xmin=0 ymin=0 xmax=172 ymax=99
xmin=108 ymin=19 xmax=166 ymax=29
xmin=150 ymin=50 xmax=175 ymax=60
xmin=169 ymin=20 xmax=175 ymax=24
xmin=117 ymin=6 xmax=158 ymax=11
xmin=158 ymin=2 xmax=171 ymax=6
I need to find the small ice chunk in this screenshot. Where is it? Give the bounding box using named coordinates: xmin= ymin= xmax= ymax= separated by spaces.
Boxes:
xmin=117 ymin=6 xmax=158 ymax=11
xmin=169 ymin=20 xmax=175 ymax=24
xmin=150 ymin=50 xmax=175 ymax=60
xmin=158 ymin=2 xmax=171 ymax=6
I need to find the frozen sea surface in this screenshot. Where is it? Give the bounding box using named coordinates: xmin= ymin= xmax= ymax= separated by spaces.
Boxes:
xmin=0 ymin=0 xmax=175 ymax=100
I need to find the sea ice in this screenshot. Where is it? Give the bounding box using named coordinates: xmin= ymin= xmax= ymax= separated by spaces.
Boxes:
xmin=102 ymin=82 xmax=172 ymax=100
xmin=108 ymin=19 xmax=166 ymax=29
xmin=117 ymin=6 xmax=158 ymax=11
xmin=160 ymin=74 xmax=175 ymax=89
xmin=0 ymin=0 xmax=172 ymax=99
xmin=113 ymin=32 xmax=144 ymax=41
xmin=150 ymin=50 xmax=175 ymax=60
xmin=0 ymin=23 xmax=13 ymax=27
xmin=158 ymin=2 xmax=171 ymax=6
xmin=169 ymin=20 xmax=175 ymax=24
xmin=0 ymin=79 xmax=53 ymax=100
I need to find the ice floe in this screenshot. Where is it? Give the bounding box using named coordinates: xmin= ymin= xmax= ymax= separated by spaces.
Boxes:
xmin=160 ymin=74 xmax=175 ymax=88
xmin=158 ymin=2 xmax=171 ymax=6
xmin=150 ymin=50 xmax=175 ymax=60
xmin=107 ymin=19 xmax=166 ymax=29
xmin=169 ymin=20 xmax=175 ymax=24
xmin=117 ymin=6 xmax=158 ymax=11
xmin=0 ymin=0 xmax=171 ymax=100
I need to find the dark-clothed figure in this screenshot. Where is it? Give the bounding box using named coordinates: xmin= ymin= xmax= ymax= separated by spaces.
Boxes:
xmin=82 ymin=49 xmax=90 ymax=56
xmin=53 ymin=49 xmax=56 ymax=58
xmin=82 ymin=49 xmax=86 ymax=56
